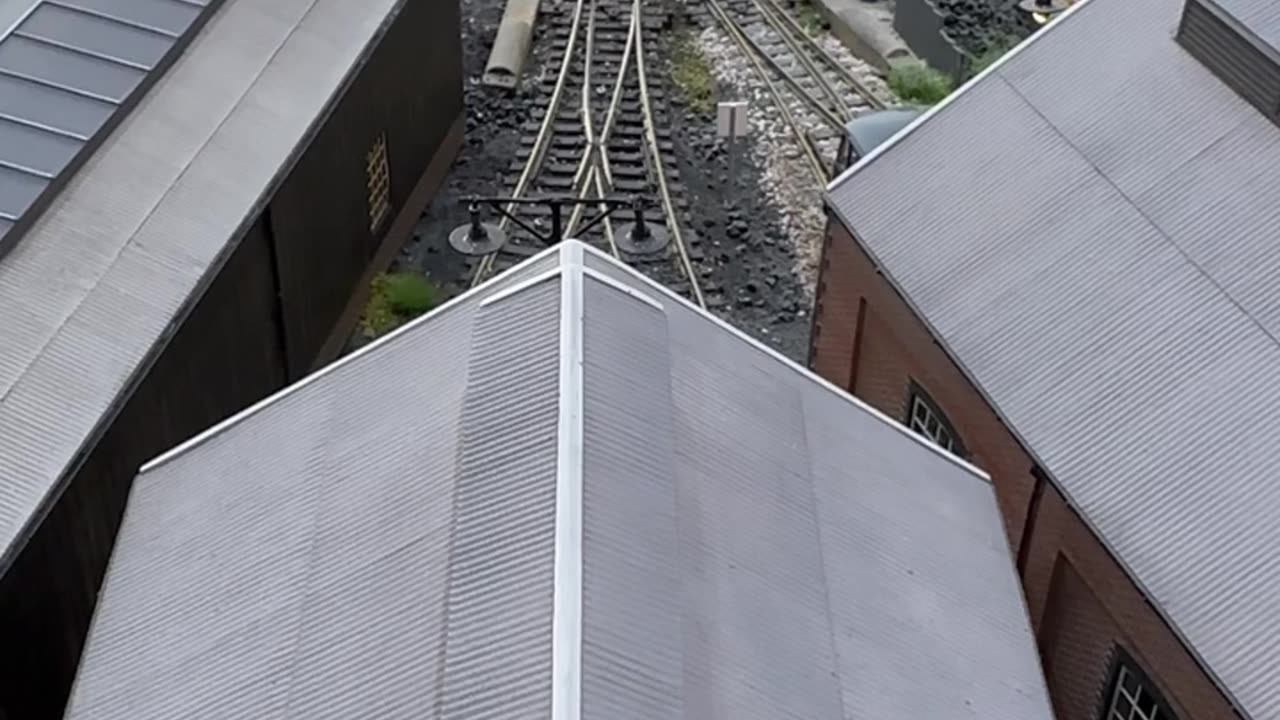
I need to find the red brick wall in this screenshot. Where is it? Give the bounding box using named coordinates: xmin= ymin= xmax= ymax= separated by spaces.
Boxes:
xmin=811 ymin=218 xmax=1241 ymax=720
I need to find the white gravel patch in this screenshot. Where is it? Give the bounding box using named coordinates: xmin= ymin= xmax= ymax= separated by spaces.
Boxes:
xmin=696 ymin=16 xmax=894 ymax=295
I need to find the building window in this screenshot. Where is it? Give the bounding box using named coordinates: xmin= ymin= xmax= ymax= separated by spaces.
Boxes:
xmin=905 ymin=382 xmax=963 ymax=455
xmin=1102 ymin=653 xmax=1177 ymax=720
xmin=366 ymin=132 xmax=391 ymax=232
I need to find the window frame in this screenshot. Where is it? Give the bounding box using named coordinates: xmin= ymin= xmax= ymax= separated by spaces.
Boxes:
xmin=366 ymin=131 xmax=392 ymax=233
xmin=903 ymin=381 xmax=965 ymax=456
xmin=1098 ymin=648 xmax=1178 ymax=720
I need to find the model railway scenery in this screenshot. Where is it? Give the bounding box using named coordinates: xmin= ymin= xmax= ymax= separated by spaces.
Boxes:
xmin=1 ymin=0 xmax=1279 ymax=717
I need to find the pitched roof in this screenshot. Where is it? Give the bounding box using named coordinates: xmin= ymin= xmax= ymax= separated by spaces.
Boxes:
xmin=0 ymin=0 xmax=405 ymax=572
xmin=0 ymin=0 xmax=224 ymax=252
xmin=64 ymin=242 xmax=1053 ymax=720
xmin=826 ymin=0 xmax=1280 ymax=715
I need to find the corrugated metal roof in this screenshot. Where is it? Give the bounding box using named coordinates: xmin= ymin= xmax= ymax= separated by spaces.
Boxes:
xmin=826 ymin=0 xmax=1280 ymax=716
xmin=66 ymin=242 xmax=1055 ymax=720
xmin=0 ymin=0 xmax=405 ymax=572
xmin=1214 ymin=0 xmax=1280 ymax=51
xmin=0 ymin=0 xmax=222 ymax=251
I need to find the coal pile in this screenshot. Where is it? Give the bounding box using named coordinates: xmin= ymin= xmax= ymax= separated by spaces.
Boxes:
xmin=933 ymin=0 xmax=1034 ymax=55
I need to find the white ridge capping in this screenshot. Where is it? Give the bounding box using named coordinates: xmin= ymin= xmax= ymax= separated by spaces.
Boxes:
xmin=551 ymin=240 xmax=585 ymax=720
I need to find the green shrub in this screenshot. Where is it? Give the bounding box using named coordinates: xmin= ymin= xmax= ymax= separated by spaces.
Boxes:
xmin=360 ymin=271 xmax=437 ymax=339
xmin=887 ymin=62 xmax=955 ymax=105
xmin=670 ymin=29 xmax=717 ymax=117
xmin=383 ymin=272 xmax=436 ymax=315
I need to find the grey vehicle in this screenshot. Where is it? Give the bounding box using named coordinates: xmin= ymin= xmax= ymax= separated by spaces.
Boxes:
xmin=832 ymin=108 xmax=925 ymax=176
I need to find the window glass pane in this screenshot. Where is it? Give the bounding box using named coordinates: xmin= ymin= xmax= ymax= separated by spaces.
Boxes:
xmin=1121 ymin=667 xmax=1139 ymax=695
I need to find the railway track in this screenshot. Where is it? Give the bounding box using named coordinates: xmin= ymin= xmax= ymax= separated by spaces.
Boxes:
xmin=468 ymin=0 xmax=715 ymax=309
xmin=702 ymin=0 xmax=890 ymax=184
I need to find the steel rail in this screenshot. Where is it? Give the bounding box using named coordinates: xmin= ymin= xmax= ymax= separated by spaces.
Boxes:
xmin=704 ymin=0 xmax=829 ymax=186
xmin=758 ymin=0 xmax=886 ymax=111
xmin=470 ymin=0 xmax=590 ymax=287
xmin=706 ymin=0 xmax=843 ymax=131
xmin=566 ymin=0 xmax=635 ymax=242
xmin=751 ymin=0 xmax=851 ymax=119
xmin=635 ymin=0 xmax=705 ymax=309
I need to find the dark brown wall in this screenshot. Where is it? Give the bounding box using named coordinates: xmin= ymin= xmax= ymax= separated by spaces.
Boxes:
xmin=811 ymin=217 xmax=1241 ymax=720
xmin=271 ymin=0 xmax=463 ymax=378
xmin=0 ymin=215 xmax=286 ymax=720
xmin=0 ymin=2 xmax=464 ymax=717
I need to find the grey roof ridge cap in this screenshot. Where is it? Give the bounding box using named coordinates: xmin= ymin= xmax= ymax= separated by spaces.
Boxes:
xmin=572 ymin=241 xmax=993 ymax=484
xmin=824 ymin=0 xmax=1098 ymax=194
xmin=137 ymin=242 xmax=568 ymax=477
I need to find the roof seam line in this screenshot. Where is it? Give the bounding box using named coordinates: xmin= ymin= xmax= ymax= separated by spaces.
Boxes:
xmin=797 ymin=389 xmax=851 ymax=720
xmin=996 ymin=73 xmax=1280 ymax=353
xmin=550 ymin=241 xmax=585 ymax=720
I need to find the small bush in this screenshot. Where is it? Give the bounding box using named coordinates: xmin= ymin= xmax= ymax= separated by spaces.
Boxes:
xmin=360 ymin=271 xmax=437 ymax=339
xmin=669 ymin=29 xmax=717 ymax=117
xmin=383 ymin=272 xmax=436 ymax=315
xmin=793 ymin=0 xmax=826 ymax=34
xmin=887 ymin=62 xmax=955 ymax=105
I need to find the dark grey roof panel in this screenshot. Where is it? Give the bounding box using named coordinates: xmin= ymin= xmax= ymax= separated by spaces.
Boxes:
xmin=0 ymin=163 xmax=46 ymax=216
xmin=826 ymin=0 xmax=1280 ymax=714
xmin=66 ymin=244 xmax=1054 ymax=720
xmin=1216 ymin=0 xmax=1280 ymax=51
xmin=60 ymin=0 xmax=201 ymax=36
xmin=20 ymin=2 xmax=171 ymax=66
xmin=0 ymin=0 xmax=222 ymax=248
xmin=0 ymin=72 xmax=113 ymax=137
xmin=0 ymin=34 xmax=144 ymax=100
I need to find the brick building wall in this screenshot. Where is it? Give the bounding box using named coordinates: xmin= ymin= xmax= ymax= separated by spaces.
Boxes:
xmin=810 ymin=219 xmax=1241 ymax=720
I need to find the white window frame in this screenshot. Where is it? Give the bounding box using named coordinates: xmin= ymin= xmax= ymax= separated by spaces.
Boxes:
xmin=1104 ymin=660 xmax=1174 ymax=720
xmin=906 ymin=390 xmax=958 ymax=453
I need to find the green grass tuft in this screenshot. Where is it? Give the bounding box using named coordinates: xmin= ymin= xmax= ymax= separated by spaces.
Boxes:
xmin=669 ymin=29 xmax=717 ymax=117
xmin=360 ymin=271 xmax=438 ymax=339
xmin=887 ymin=62 xmax=955 ymax=105
xmin=967 ymin=34 xmax=1021 ymax=77
xmin=792 ymin=0 xmax=826 ymax=34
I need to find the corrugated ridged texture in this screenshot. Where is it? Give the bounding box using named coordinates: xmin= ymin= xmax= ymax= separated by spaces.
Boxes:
xmin=67 ymin=243 xmax=1053 ymax=720
xmin=580 ymin=278 xmax=682 ymax=720
xmin=827 ymin=0 xmax=1280 ymax=715
xmin=65 ymin=297 xmax=479 ymax=719
xmin=803 ymin=385 xmax=1051 ymax=718
xmin=667 ymin=302 xmax=847 ymax=720
xmin=0 ymin=0 xmax=404 ymax=567
xmin=439 ymin=277 xmax=561 ymax=720
xmin=1214 ymin=0 xmax=1280 ymax=48
xmin=1179 ymin=0 xmax=1280 ymax=122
